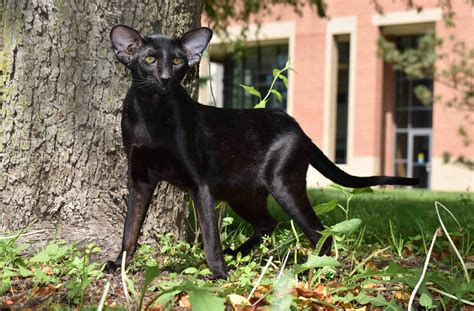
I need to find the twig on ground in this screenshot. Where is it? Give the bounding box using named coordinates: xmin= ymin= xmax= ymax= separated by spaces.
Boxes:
xmin=0 ymin=230 xmax=47 ymax=240
xmin=252 ymin=250 xmax=292 ymax=306
xmin=248 ymin=255 xmax=273 ymax=300
xmin=348 ymin=246 xmax=391 ymax=277
xmin=97 ymin=281 xmax=111 ymax=311
xmin=435 ymin=201 xmax=470 ymax=283
xmin=408 ymin=228 xmax=440 ymax=311
xmin=121 ymin=251 xmax=131 ymax=306
xmin=427 ymin=286 xmax=474 ymax=306
xmin=277 ymin=249 xmax=291 ymax=280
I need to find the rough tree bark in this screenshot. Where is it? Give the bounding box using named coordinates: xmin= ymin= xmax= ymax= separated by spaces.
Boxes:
xmin=0 ymin=0 xmax=202 ymax=255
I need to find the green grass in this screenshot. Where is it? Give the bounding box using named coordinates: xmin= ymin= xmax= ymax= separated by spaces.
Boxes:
xmin=223 ymin=188 xmax=473 ymax=241
xmin=1 ymin=187 xmax=473 ymax=310
xmin=314 ymin=188 xmax=471 ymax=236
xmin=2 ymin=212 xmax=472 ymax=310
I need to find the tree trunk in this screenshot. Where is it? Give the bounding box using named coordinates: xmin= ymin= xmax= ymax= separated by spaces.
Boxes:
xmin=0 ymin=0 xmax=202 ymax=256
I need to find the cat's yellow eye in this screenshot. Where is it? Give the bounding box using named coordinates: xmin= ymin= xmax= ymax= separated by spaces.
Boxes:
xmin=172 ymin=57 xmax=183 ymax=65
xmin=145 ymin=56 xmax=156 ymax=64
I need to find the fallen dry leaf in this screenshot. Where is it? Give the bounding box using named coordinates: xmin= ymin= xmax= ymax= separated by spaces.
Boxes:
xmin=313 ymin=284 xmax=328 ymax=297
xmin=257 ymin=284 xmax=272 ymax=292
xmin=464 ymin=255 xmax=474 ymax=262
xmin=402 ymin=246 xmax=414 ymax=257
xmin=41 ymin=265 xmax=54 ymax=276
xmin=327 ymin=280 xmax=337 ymax=286
xmin=394 ymin=291 xmax=410 ymax=301
xmin=365 ymin=261 xmax=377 ymax=270
xmin=292 ymin=283 xmax=335 ymax=305
xmin=106 ymin=301 xmax=118 ymax=308
xmin=32 ymin=284 xmax=59 ymax=297
xmin=252 ymin=285 xmax=271 ymax=299
xmin=292 ymin=287 xmax=318 ymax=299
xmin=227 ymin=293 xmax=251 ymax=307
xmin=178 ymin=294 xmax=191 ymax=309
xmin=363 ymin=283 xmax=377 ymax=289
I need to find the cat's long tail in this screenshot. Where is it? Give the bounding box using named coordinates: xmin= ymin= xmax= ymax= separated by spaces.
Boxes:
xmin=309 ymin=142 xmax=419 ymax=188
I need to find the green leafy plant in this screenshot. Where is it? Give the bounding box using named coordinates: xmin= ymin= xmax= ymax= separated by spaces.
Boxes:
xmin=389 ymin=220 xmax=406 ymax=258
xmin=145 ymin=279 xmax=226 ymax=310
xmin=330 ymin=184 xmax=373 ymax=221
xmin=65 ymin=243 xmax=103 ymax=306
xmin=0 ymin=242 xmax=24 ymax=295
xmin=1 ymin=197 xmax=473 ymax=310
xmin=240 ymin=59 xmax=292 ymax=109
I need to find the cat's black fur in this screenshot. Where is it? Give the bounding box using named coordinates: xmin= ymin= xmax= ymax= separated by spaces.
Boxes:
xmin=107 ymin=25 xmax=419 ymax=279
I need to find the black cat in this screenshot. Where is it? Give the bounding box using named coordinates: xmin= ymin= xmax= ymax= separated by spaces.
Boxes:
xmin=107 ymin=25 xmax=419 ymax=279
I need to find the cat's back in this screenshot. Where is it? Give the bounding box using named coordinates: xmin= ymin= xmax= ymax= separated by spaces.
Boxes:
xmin=199 ymin=105 xmax=302 ymax=136
xmin=196 ymin=104 xmax=310 ymax=156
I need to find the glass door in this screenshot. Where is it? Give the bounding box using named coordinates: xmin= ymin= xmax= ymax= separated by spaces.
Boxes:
xmin=394 ymin=130 xmax=431 ymax=188
xmin=409 ymin=131 xmax=432 ymax=188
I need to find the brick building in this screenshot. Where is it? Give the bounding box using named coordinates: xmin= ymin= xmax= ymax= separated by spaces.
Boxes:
xmin=200 ymin=1 xmax=473 ymax=191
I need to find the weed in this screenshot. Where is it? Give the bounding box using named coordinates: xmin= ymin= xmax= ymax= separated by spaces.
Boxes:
xmin=1 ymin=187 xmax=473 ymax=309
xmin=389 ymin=220 xmax=406 ymax=258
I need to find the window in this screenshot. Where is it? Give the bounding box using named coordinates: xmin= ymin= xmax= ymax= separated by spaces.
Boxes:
xmin=334 ymin=35 xmax=350 ymax=164
xmin=393 ymin=35 xmax=433 ymax=188
xmin=394 ymin=35 xmax=433 ymax=131
xmin=222 ymin=44 xmax=289 ymax=109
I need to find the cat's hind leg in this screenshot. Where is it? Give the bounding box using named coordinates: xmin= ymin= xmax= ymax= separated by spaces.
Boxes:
xmin=268 ymin=167 xmax=332 ymax=256
xmin=225 ymin=191 xmax=277 ymax=256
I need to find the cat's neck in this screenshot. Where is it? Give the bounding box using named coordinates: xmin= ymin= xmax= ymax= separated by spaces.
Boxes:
xmin=128 ymin=84 xmax=196 ymax=122
xmin=132 ymin=84 xmax=191 ymax=104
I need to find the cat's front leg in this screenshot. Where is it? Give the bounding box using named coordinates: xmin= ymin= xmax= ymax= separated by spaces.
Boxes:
xmin=106 ymin=177 xmax=157 ymax=272
xmin=106 ymin=149 xmax=158 ymax=272
xmin=193 ymin=185 xmax=227 ymax=279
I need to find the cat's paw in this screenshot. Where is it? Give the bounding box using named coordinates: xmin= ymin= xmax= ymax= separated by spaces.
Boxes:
xmin=318 ymin=236 xmax=333 ymax=256
xmin=104 ymin=260 xmax=120 ymax=274
xmin=223 ymin=248 xmax=237 ymax=257
xmin=206 ymin=271 xmax=227 ymax=281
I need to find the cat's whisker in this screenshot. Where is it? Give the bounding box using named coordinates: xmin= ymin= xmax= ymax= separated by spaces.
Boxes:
xmin=132 ymin=79 xmax=155 ymax=89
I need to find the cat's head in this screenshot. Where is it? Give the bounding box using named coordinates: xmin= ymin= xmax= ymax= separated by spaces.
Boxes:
xmin=110 ymin=25 xmax=212 ymax=95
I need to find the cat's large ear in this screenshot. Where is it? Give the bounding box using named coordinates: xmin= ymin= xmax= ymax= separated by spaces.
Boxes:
xmin=110 ymin=25 xmax=145 ymax=66
xmin=180 ymin=27 xmax=213 ymax=66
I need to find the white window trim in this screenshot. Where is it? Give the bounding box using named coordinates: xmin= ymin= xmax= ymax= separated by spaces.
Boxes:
xmin=372 ymin=8 xmax=442 ymax=26
xmin=322 ymin=16 xmax=357 ymax=166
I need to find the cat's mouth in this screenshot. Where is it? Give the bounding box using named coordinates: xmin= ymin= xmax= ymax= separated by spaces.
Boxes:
xmin=135 ymin=81 xmax=174 ymax=95
xmin=156 ymin=84 xmax=173 ymax=95
xmin=132 ymin=78 xmax=175 ymax=95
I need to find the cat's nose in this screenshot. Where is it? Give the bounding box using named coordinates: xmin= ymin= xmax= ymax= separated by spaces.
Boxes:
xmin=160 ymin=77 xmax=171 ymax=85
